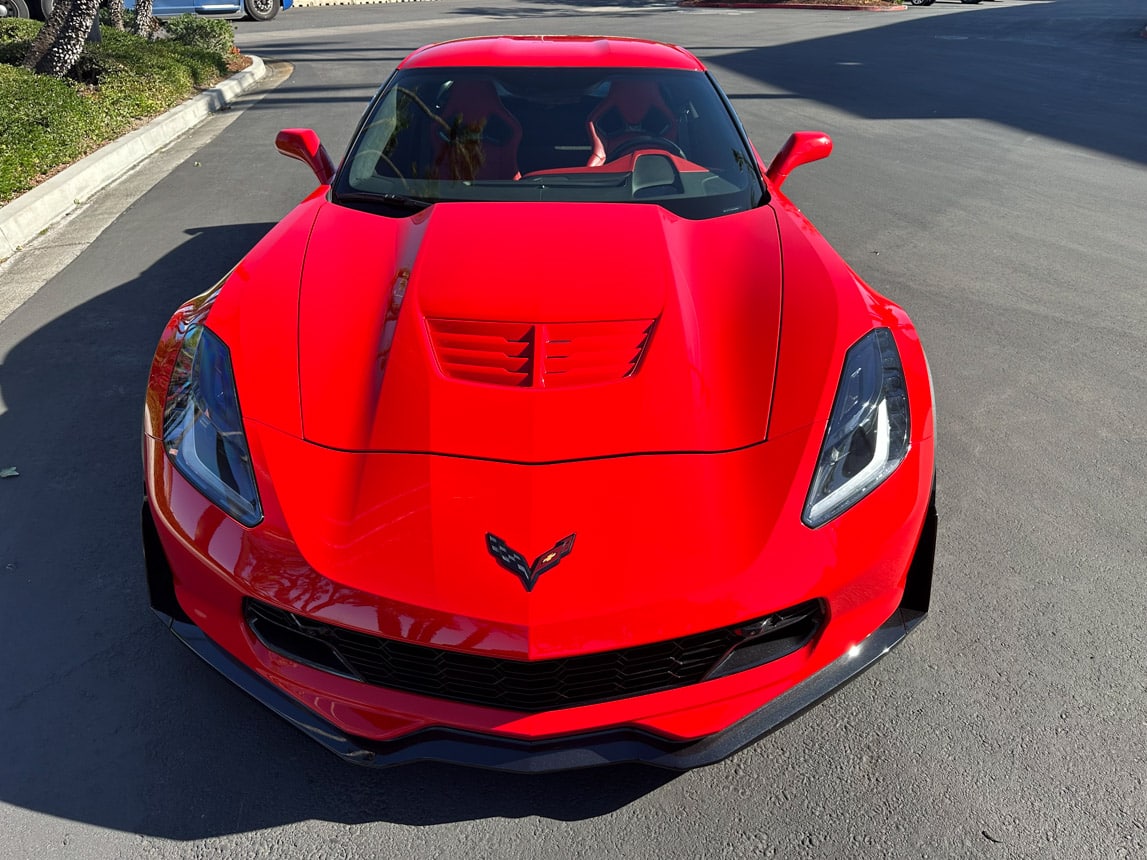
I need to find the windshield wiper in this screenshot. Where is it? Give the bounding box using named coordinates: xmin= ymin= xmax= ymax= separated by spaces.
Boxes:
xmin=333 ymin=190 xmax=434 ymax=212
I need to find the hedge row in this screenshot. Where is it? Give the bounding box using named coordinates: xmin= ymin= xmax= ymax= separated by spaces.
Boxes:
xmin=0 ymin=17 xmax=235 ymax=204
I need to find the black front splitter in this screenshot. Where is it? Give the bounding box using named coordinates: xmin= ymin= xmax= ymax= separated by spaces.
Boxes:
xmin=154 ymin=606 xmax=922 ymax=774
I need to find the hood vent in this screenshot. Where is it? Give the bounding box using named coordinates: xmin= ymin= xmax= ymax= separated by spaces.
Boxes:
xmin=427 ymin=318 xmax=655 ymax=388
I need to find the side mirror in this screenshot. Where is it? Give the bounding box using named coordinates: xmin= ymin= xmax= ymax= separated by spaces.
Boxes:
xmin=765 ymin=132 xmax=832 ymax=190
xmin=275 ymin=128 xmax=336 ymax=186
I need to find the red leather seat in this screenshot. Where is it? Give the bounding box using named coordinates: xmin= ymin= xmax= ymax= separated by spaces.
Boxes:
xmin=432 ymin=80 xmax=523 ymax=181
xmin=587 ymin=79 xmax=678 ymax=167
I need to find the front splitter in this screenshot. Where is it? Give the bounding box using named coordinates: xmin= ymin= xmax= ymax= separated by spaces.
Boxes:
xmin=154 ymin=605 xmax=922 ymax=773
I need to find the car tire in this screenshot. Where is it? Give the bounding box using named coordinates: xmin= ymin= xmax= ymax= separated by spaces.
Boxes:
xmin=906 ymin=0 xmax=930 ymax=5
xmin=0 ymin=0 xmax=31 ymax=18
xmin=33 ymin=0 xmax=50 ymax=19
xmin=243 ymin=0 xmax=278 ymax=21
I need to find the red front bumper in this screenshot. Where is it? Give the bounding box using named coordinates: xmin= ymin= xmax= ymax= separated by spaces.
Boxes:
xmin=143 ymin=425 xmax=935 ymax=770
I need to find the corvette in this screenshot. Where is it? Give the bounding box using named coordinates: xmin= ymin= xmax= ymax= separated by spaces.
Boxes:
xmin=143 ymin=35 xmax=936 ymax=772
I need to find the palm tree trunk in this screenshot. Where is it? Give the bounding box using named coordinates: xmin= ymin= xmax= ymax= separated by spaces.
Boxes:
xmin=23 ymin=0 xmax=70 ymax=72
xmin=133 ymin=0 xmax=158 ymax=38
xmin=103 ymin=0 xmax=125 ymax=30
xmin=23 ymin=0 xmax=101 ymax=78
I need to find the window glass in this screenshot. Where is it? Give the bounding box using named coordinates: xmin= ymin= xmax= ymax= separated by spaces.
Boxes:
xmin=336 ymin=67 xmax=764 ymax=220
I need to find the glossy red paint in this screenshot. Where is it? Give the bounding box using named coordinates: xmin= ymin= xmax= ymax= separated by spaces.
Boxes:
xmin=275 ymin=128 xmax=336 ymax=186
xmin=143 ymin=36 xmax=936 ymax=769
xmin=291 ymin=200 xmax=782 ymax=460
xmin=145 ymin=426 xmax=931 ymax=741
xmin=765 ymin=131 xmax=833 ymax=190
xmin=400 ymin=36 xmax=706 ymax=71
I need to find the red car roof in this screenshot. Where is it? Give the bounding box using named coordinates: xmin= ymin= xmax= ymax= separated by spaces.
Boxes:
xmin=398 ymin=36 xmax=707 ymax=71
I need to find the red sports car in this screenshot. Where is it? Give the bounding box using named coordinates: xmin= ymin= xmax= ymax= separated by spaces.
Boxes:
xmin=143 ymin=35 xmax=936 ymax=772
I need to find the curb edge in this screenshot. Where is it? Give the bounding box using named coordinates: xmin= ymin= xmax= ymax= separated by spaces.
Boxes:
xmin=0 ymin=55 xmax=267 ymax=261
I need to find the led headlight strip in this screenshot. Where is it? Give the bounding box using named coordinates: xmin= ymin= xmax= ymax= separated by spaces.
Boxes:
xmin=163 ymin=318 xmax=263 ymax=527
xmin=803 ymin=328 xmax=909 ymax=528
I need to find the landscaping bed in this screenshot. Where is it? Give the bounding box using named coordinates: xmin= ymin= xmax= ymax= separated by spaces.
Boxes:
xmin=0 ymin=17 xmax=238 ymax=205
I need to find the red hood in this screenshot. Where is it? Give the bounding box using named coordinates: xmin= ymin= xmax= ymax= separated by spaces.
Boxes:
xmin=199 ymin=197 xmax=901 ymax=651
xmin=296 ymin=200 xmax=783 ymax=461
xmin=248 ymin=423 xmax=822 ymax=658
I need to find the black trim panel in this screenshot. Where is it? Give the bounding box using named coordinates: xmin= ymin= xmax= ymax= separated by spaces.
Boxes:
xmin=152 ymin=607 xmax=917 ymax=773
xmin=242 ymin=597 xmax=823 ymax=713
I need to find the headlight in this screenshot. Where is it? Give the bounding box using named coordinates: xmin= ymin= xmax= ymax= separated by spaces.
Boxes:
xmin=162 ymin=324 xmax=262 ymax=527
xmin=803 ymin=328 xmax=909 ymax=528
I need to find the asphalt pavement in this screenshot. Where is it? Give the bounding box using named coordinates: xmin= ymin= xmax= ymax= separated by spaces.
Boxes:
xmin=1 ymin=0 xmax=1145 ymax=857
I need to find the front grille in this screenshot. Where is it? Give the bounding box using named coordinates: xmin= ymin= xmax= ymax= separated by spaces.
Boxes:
xmin=245 ymin=598 xmax=824 ymax=713
xmin=427 ymin=318 xmax=655 ymax=388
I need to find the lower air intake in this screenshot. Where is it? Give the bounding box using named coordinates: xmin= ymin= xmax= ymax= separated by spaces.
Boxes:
xmin=245 ymin=598 xmax=824 ymax=712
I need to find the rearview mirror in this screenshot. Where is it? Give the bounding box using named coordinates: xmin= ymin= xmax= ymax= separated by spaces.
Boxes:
xmin=766 ymin=132 xmax=832 ymax=190
xmin=275 ymin=128 xmax=336 ymax=186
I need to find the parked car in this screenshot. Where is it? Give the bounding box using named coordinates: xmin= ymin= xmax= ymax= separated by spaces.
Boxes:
xmin=0 ymin=0 xmax=32 ymax=17
xmin=7 ymin=0 xmax=291 ymax=22
xmin=123 ymin=0 xmax=292 ymax=22
xmin=127 ymin=0 xmax=292 ymax=22
xmin=144 ymin=35 xmax=937 ymax=772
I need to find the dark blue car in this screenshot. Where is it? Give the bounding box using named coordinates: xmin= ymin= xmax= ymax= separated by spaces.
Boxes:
xmin=124 ymin=0 xmax=293 ymax=22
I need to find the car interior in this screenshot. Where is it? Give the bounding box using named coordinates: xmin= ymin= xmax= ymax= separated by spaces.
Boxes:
xmin=342 ymin=68 xmax=763 ymax=218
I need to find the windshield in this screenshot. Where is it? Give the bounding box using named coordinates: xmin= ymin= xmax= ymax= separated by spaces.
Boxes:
xmin=334 ymin=67 xmax=765 ymax=220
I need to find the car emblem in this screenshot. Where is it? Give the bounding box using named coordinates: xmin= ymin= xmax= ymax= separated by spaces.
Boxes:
xmin=485 ymin=532 xmax=576 ymax=592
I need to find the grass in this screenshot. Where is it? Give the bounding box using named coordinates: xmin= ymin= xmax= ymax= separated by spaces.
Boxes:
xmin=0 ymin=18 xmax=235 ymax=204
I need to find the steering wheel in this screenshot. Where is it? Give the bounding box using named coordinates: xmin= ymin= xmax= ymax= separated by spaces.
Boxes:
xmin=605 ymin=135 xmax=686 ymax=162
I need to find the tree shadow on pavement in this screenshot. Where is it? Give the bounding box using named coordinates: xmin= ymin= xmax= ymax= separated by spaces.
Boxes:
xmin=704 ymin=0 xmax=1147 ymax=166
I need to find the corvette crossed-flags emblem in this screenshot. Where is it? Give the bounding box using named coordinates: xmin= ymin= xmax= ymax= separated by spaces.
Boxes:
xmin=485 ymin=533 xmax=576 ymax=592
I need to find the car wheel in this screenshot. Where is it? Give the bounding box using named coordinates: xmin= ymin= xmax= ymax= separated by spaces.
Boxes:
xmin=243 ymin=0 xmax=278 ymax=21
xmin=906 ymin=0 xmax=930 ymax=5
xmin=33 ymin=0 xmax=50 ymax=19
xmin=0 ymin=0 xmax=31 ymax=18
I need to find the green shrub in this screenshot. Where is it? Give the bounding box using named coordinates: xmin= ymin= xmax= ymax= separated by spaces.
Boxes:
xmin=162 ymin=15 xmax=235 ymax=58
xmin=0 ymin=18 xmax=42 ymax=44
xmin=0 ymin=17 xmax=40 ymax=66
xmin=0 ymin=27 xmax=232 ymax=203
xmin=0 ymin=64 xmax=108 ymax=201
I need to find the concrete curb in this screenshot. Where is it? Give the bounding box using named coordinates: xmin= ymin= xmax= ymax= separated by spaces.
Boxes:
xmin=679 ymin=0 xmax=905 ymax=9
xmin=0 ymin=55 xmax=267 ymax=261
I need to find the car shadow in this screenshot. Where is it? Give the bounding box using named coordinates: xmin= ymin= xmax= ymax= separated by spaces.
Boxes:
xmin=0 ymin=222 xmax=676 ymax=840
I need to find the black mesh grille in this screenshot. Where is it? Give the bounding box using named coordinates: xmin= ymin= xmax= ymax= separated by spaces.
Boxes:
xmin=245 ymin=598 xmax=823 ymax=712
